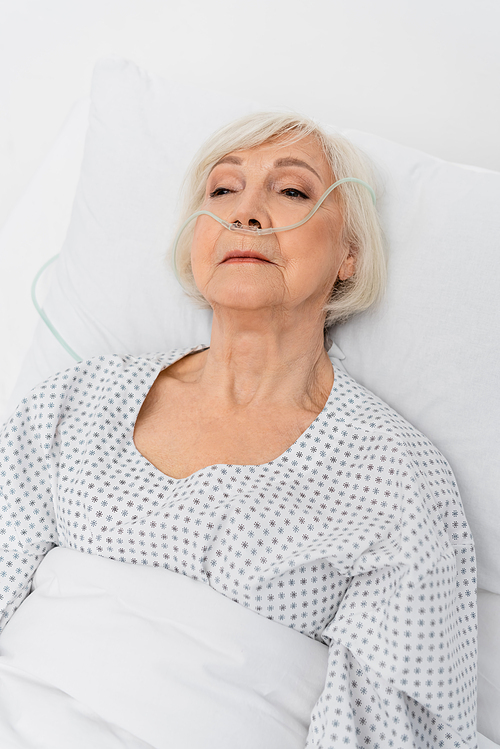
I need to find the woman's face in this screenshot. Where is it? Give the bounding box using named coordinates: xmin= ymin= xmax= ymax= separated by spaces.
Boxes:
xmin=190 ymin=134 xmax=355 ymax=322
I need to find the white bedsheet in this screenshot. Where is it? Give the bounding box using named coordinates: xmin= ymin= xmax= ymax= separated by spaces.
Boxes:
xmin=0 ymin=547 xmax=493 ymax=748
xmin=0 ymin=547 xmax=330 ymax=749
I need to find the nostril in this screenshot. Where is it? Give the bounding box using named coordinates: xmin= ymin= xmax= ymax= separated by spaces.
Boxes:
xmin=248 ymin=219 xmax=262 ymax=228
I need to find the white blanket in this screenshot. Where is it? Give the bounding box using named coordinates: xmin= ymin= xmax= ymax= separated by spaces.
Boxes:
xmin=0 ymin=547 xmax=329 ymax=749
xmin=0 ymin=548 xmax=495 ymax=748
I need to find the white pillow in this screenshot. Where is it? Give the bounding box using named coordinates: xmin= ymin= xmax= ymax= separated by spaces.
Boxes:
xmin=0 ymin=97 xmax=89 ymax=416
xmin=4 ymin=55 xmax=500 ymax=745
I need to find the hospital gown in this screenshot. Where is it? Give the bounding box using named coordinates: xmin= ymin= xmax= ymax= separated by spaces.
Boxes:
xmin=0 ymin=346 xmax=477 ymax=748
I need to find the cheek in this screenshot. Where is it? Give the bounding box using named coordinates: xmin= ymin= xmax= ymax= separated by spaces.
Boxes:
xmin=286 ymin=220 xmax=344 ymax=283
xmin=315 ymin=213 xmax=348 ymax=278
xmin=190 ymin=222 xmax=219 ymax=278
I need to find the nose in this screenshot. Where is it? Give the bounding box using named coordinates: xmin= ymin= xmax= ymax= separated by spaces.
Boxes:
xmin=230 ymin=186 xmax=270 ymax=230
xmin=233 ymin=218 xmax=262 ymax=229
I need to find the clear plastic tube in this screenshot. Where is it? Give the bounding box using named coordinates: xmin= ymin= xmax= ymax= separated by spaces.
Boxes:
xmin=172 ymin=177 xmax=375 ymax=279
xmin=32 ymin=177 xmax=375 ymax=361
xmin=31 ymin=254 xmax=82 ymax=361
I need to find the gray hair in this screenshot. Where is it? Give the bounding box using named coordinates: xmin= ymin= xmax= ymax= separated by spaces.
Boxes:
xmin=170 ymin=111 xmax=386 ymax=327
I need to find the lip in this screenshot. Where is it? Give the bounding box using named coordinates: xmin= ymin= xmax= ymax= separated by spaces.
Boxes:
xmin=221 ymin=250 xmax=272 ymax=264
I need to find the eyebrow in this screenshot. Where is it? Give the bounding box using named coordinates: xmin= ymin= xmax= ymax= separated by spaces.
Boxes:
xmin=273 ymin=157 xmax=322 ymax=182
xmin=211 ymin=155 xmax=322 ymax=182
xmin=213 ymin=156 xmax=242 ymax=168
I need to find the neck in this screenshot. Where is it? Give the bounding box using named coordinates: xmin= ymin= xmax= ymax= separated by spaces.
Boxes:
xmin=197 ymin=306 xmax=333 ymax=411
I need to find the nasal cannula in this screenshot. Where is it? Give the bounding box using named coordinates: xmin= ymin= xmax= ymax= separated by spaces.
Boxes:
xmin=32 ymin=177 xmax=376 ymax=362
xmin=172 ymin=177 xmax=375 ymax=281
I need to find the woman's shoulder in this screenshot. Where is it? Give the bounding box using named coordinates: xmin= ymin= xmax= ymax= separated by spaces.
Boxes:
xmin=329 ymin=368 xmax=435 ymax=445
xmin=53 ymin=345 xmax=204 ymax=385
xmin=328 ymin=368 xmax=457 ymax=481
xmin=329 ymin=368 xmax=474 ymax=548
xmin=2 ymin=345 xmax=207 ymax=432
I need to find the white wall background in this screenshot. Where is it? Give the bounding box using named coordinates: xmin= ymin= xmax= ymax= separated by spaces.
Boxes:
xmin=1 ymin=0 xmax=499 ymax=230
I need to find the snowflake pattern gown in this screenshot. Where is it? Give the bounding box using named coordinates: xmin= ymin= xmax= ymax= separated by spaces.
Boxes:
xmin=0 ymin=346 xmax=477 ymax=748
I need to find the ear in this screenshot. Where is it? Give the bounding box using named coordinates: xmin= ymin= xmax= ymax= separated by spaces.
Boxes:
xmin=338 ymin=252 xmax=356 ymax=281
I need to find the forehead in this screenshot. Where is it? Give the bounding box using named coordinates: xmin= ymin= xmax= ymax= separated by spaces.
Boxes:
xmin=213 ymin=134 xmax=333 ymax=182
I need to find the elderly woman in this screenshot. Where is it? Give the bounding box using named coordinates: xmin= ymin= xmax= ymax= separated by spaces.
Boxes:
xmin=0 ymin=113 xmax=476 ymax=748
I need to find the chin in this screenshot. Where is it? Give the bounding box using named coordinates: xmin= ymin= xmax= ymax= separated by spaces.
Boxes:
xmin=205 ymin=277 xmax=284 ymax=312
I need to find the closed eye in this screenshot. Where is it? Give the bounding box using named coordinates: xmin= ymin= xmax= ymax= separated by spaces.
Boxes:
xmin=209 ymin=187 xmax=232 ymax=197
xmin=209 ymin=187 xmax=310 ymax=199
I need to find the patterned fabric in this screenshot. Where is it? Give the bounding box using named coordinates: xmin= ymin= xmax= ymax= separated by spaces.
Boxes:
xmin=0 ymin=346 xmax=477 ymax=748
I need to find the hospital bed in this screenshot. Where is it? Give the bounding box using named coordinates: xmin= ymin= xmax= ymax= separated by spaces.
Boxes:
xmin=0 ymin=57 xmax=498 ymax=748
